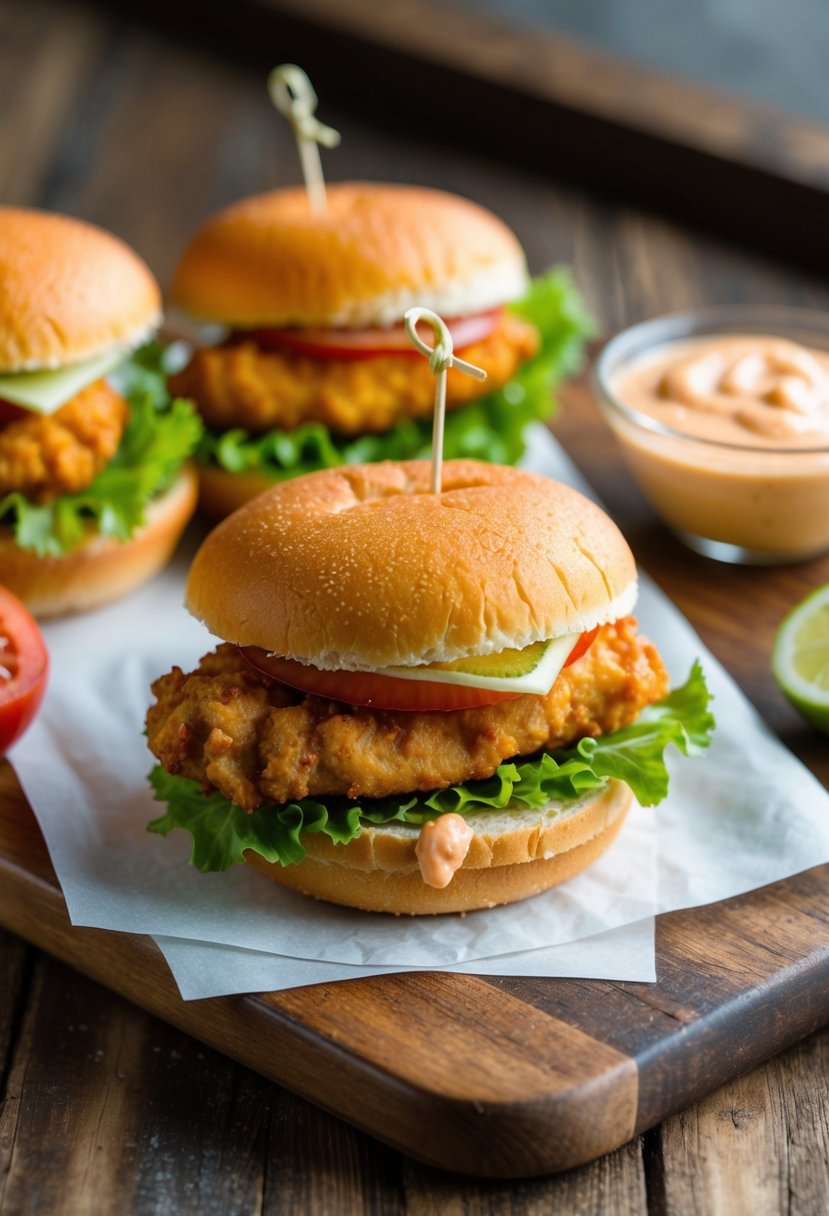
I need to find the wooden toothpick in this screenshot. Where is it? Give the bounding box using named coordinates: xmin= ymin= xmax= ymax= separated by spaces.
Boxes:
xmin=267 ymin=64 xmax=340 ymax=214
xmin=404 ymin=308 xmax=487 ymax=494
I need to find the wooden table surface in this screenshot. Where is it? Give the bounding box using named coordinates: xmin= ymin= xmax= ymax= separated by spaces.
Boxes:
xmin=1 ymin=1 xmax=828 ymax=1211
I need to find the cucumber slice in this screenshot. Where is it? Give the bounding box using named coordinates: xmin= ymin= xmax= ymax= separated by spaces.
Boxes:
xmin=0 ymin=349 xmax=126 ymax=413
xmin=377 ymin=634 xmax=578 ymax=695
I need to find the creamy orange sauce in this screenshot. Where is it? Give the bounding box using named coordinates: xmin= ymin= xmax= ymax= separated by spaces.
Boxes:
xmin=607 ymin=333 xmax=829 ymax=559
xmin=415 ymin=814 xmax=474 ymax=889
xmin=615 ymin=336 xmax=829 ymax=447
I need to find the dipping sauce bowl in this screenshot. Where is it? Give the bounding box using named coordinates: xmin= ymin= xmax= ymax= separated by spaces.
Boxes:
xmin=594 ymin=308 xmax=829 ymax=564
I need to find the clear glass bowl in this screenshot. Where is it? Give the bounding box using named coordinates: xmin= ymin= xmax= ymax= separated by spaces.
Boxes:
xmin=594 ymin=308 xmax=829 ymax=565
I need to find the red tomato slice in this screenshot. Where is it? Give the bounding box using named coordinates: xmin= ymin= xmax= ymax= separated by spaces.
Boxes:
xmin=239 ymin=647 xmax=521 ymax=712
xmin=0 ymin=587 xmax=48 ymax=753
xmin=0 ymin=399 xmax=28 ymax=425
xmin=239 ymin=309 xmax=502 ymax=361
xmin=562 ymin=627 xmax=598 ymax=668
xmin=239 ymin=628 xmax=598 ymax=712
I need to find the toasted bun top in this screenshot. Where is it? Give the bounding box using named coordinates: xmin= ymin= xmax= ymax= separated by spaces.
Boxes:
xmin=186 ymin=460 xmax=637 ymax=670
xmin=0 ymin=207 xmax=162 ymax=372
xmin=168 ymin=183 xmax=527 ymax=329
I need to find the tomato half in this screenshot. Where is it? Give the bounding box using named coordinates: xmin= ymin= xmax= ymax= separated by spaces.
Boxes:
xmin=239 ymin=309 xmax=502 ymax=361
xmin=0 ymin=587 xmax=48 ymax=753
xmin=239 ymin=647 xmax=522 ymax=712
xmin=562 ymin=627 xmax=598 ymax=668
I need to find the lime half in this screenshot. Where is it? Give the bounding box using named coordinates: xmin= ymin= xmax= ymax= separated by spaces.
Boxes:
xmin=772 ymin=583 xmax=829 ymax=732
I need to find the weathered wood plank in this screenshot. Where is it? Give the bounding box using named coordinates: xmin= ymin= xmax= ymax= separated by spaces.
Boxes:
xmin=0 ymin=957 xmax=270 ymax=1216
xmin=656 ymin=1027 xmax=829 ymax=1216
xmin=0 ymin=931 xmax=30 ymax=1083
xmin=103 ymin=0 xmax=829 ymax=273
xmin=45 ymin=29 xmax=270 ymax=279
xmin=0 ymin=929 xmax=33 ymax=1213
xmin=401 ymin=1138 xmax=647 ymax=1215
xmin=0 ymin=1 xmax=106 ymax=203
xmin=263 ymin=1088 xmax=405 ymax=1216
xmin=0 ymin=957 xmax=38 ymax=1214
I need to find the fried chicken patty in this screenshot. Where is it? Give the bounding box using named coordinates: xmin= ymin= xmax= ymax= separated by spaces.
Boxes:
xmin=146 ymin=618 xmax=669 ymax=812
xmin=0 ymin=379 xmax=129 ymax=502
xmin=168 ymin=313 xmax=538 ymax=436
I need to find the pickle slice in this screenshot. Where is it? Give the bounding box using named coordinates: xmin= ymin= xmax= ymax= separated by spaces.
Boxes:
xmin=378 ymin=634 xmax=578 ymax=696
xmin=427 ymin=640 xmax=551 ymax=679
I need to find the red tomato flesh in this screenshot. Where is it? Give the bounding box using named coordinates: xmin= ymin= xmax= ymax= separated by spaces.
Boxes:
xmin=239 ymin=647 xmax=520 ymax=712
xmin=0 ymin=399 xmax=28 ymax=425
xmin=239 ymin=628 xmax=598 ymax=713
xmin=0 ymin=587 xmax=48 ymax=753
xmin=238 ymin=309 xmax=502 ymax=361
xmin=562 ymin=627 xmax=598 ymax=668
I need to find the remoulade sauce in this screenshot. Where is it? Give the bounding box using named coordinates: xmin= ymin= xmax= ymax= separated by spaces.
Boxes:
xmin=415 ymin=814 xmax=474 ymax=889
xmin=605 ymin=332 xmax=829 ymax=561
xmin=616 ymin=336 xmax=829 ymax=447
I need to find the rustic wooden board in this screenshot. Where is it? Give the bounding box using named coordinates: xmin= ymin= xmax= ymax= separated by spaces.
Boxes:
xmin=3 ymin=2 xmax=829 ymax=1192
xmin=2 ymin=362 xmax=828 ymax=1184
xmin=1 ymin=757 xmax=827 ymax=1179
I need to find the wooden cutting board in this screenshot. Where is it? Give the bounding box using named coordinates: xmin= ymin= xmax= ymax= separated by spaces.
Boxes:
xmin=1 ymin=762 xmax=827 ymax=1179
xmin=3 ymin=383 xmax=828 ymax=1178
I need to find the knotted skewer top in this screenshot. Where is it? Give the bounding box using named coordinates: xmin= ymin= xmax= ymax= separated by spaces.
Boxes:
xmin=404 ymin=308 xmax=487 ymax=493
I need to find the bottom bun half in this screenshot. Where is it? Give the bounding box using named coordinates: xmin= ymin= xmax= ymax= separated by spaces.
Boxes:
xmin=245 ymin=780 xmax=633 ymax=915
xmin=0 ymin=464 xmax=198 ymax=617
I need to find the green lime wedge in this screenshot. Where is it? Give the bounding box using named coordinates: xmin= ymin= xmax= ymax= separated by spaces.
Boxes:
xmin=772 ymin=583 xmax=829 ymax=732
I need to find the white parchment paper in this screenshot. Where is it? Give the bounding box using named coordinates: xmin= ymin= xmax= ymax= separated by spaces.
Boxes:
xmin=155 ymin=918 xmax=657 ymax=1000
xmin=8 ymin=557 xmax=658 ymax=965
xmin=10 ymin=427 xmax=829 ymax=996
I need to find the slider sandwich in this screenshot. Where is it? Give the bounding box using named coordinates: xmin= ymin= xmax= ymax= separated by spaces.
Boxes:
xmin=0 ymin=208 xmax=202 ymax=615
xmin=146 ymin=460 xmax=713 ymax=914
xmin=167 ymin=184 xmax=590 ymax=518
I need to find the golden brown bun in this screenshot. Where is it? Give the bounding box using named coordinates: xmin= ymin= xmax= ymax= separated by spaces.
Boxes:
xmin=169 ymin=183 xmax=527 ymax=329
xmin=187 ymin=460 xmax=638 ymax=669
xmin=0 ymin=207 xmax=162 ymax=372
xmin=246 ymin=781 xmax=632 ymax=914
xmin=0 ymin=464 xmax=197 ymax=617
xmin=195 ymin=462 xmax=278 ymax=521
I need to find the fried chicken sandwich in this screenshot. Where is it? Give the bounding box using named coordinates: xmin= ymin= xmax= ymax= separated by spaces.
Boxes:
xmin=167 ymin=184 xmax=590 ymax=518
xmin=0 ymin=208 xmax=202 ymax=616
xmin=146 ymin=460 xmax=713 ymax=915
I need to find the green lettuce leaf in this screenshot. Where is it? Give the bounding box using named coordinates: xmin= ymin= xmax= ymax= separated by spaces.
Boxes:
xmin=196 ymin=267 xmax=593 ymax=480
xmin=0 ymin=343 xmax=202 ymax=557
xmin=486 ymin=265 xmax=595 ymax=423
xmin=148 ymin=663 xmax=714 ymax=873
